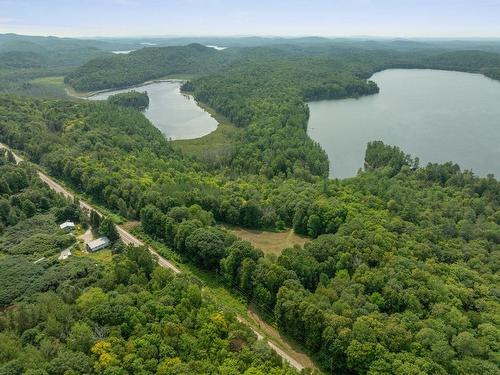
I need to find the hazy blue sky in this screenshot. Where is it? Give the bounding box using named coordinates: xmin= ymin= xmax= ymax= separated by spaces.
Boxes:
xmin=1 ymin=0 xmax=499 ymax=38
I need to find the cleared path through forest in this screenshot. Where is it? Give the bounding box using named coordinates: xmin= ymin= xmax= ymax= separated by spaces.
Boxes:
xmin=0 ymin=143 xmax=313 ymax=372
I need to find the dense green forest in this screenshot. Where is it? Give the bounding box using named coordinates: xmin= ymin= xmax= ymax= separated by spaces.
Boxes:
xmin=64 ymin=44 xmax=230 ymax=92
xmin=0 ymin=33 xmax=117 ymax=96
xmin=66 ymin=42 xmax=500 ymax=93
xmin=0 ymin=150 xmax=296 ymax=374
xmin=107 ymin=90 xmax=149 ymax=110
xmin=1 ymin=35 xmax=500 ymax=374
xmin=0 ymin=243 xmax=297 ymax=374
xmin=1 ymin=94 xmax=498 ymax=374
xmin=182 ymin=58 xmax=379 ymax=177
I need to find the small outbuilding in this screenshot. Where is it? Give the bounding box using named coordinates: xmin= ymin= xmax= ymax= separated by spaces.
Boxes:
xmin=86 ymin=237 xmax=110 ymax=252
xmin=59 ymin=221 xmax=75 ymax=232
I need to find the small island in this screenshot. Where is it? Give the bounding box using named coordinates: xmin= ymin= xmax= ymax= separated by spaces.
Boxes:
xmin=106 ymin=90 xmax=149 ymax=110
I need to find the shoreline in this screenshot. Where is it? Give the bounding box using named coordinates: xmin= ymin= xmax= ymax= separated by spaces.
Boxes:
xmin=66 ymin=78 xmax=187 ymax=99
xmin=68 ymin=79 xmax=226 ymax=143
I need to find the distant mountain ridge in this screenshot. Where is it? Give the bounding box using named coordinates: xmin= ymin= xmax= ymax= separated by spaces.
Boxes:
xmin=64 ymin=43 xmax=229 ymax=91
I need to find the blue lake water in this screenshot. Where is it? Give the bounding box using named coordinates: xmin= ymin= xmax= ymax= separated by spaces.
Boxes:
xmin=90 ymin=81 xmax=218 ymax=140
xmin=308 ymin=69 xmax=500 ymax=178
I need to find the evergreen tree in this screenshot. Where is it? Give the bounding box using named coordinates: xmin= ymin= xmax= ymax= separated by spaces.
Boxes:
xmin=90 ymin=210 xmax=101 ymax=230
xmin=100 ymin=217 xmax=119 ymax=242
xmin=7 ymin=151 xmax=16 ymax=164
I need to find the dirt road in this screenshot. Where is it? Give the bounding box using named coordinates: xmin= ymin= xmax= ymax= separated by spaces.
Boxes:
xmin=248 ymin=305 xmax=316 ymax=370
xmin=0 ymin=143 xmax=313 ymax=372
xmin=237 ymin=315 xmax=307 ymax=371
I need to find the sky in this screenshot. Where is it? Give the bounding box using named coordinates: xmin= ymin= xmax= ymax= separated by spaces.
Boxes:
xmin=0 ymin=0 xmax=499 ymax=38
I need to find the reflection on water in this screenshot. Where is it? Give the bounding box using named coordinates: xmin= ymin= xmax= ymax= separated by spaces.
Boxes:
xmin=90 ymin=81 xmax=218 ymax=140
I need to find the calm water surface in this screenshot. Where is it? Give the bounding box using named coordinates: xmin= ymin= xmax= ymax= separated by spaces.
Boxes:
xmin=308 ymin=69 xmax=500 ymax=178
xmin=90 ymin=81 xmax=218 ymax=140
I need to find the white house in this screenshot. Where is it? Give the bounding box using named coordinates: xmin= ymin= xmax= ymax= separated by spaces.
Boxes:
xmin=86 ymin=237 xmax=110 ymax=252
xmin=59 ymin=221 xmax=75 ymax=232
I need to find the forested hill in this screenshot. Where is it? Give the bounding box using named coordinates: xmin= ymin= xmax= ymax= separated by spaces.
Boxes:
xmin=1 ymin=94 xmax=499 ymax=374
xmin=65 ymin=41 xmax=500 ymax=93
xmin=0 ymin=34 xmax=111 ymax=67
xmin=184 ymin=58 xmax=379 ymax=177
xmin=0 ymin=33 xmax=118 ymax=97
xmin=419 ymin=50 xmax=500 ymax=81
xmin=64 ymin=44 xmax=229 ymax=91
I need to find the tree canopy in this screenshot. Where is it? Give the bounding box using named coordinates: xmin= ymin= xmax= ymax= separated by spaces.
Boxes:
xmin=1 ymin=37 xmax=499 ymax=374
xmin=106 ymin=90 xmax=149 ymax=110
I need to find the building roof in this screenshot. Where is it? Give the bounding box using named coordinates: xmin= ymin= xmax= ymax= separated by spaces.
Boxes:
xmin=60 ymin=221 xmax=75 ymax=230
xmin=87 ymin=237 xmax=110 ymax=251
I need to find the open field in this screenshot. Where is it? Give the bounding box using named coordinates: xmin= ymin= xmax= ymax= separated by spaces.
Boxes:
xmin=222 ymin=225 xmax=310 ymax=255
xmin=28 ymin=76 xmax=70 ymax=98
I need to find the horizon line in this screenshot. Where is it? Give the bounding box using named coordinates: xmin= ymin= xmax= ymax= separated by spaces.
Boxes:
xmin=2 ymin=32 xmax=500 ymax=41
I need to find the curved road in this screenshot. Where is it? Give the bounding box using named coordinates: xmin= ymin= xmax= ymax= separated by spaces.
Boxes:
xmin=0 ymin=143 xmax=310 ymax=372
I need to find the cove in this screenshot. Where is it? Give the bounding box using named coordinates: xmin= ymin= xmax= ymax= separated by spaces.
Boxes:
xmin=307 ymin=69 xmax=500 ymax=178
xmin=89 ymin=81 xmax=218 ymax=140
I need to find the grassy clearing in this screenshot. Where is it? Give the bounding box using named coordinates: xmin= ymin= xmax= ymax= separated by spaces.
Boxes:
xmin=87 ymin=249 xmax=113 ymax=263
xmin=74 ymin=246 xmax=113 ymax=263
xmin=171 ymin=96 xmax=240 ymax=159
xmin=189 ymin=265 xmax=249 ymax=317
xmin=222 ymin=225 xmax=310 ymax=256
xmin=64 ymin=83 xmax=89 ymax=98
xmin=27 ymin=76 xmax=70 ymax=99
xmin=30 ymin=76 xmax=65 ymax=86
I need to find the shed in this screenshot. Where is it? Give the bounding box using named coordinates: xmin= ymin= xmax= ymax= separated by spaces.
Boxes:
xmin=59 ymin=221 xmax=75 ymax=232
xmin=86 ymin=237 xmax=110 ymax=252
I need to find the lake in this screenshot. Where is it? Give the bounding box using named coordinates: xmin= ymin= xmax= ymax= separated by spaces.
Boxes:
xmin=89 ymin=81 xmax=218 ymax=140
xmin=307 ymin=69 xmax=500 ymax=178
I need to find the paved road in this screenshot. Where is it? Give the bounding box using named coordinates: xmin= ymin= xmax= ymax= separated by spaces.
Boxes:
xmin=0 ymin=143 xmax=308 ymax=371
